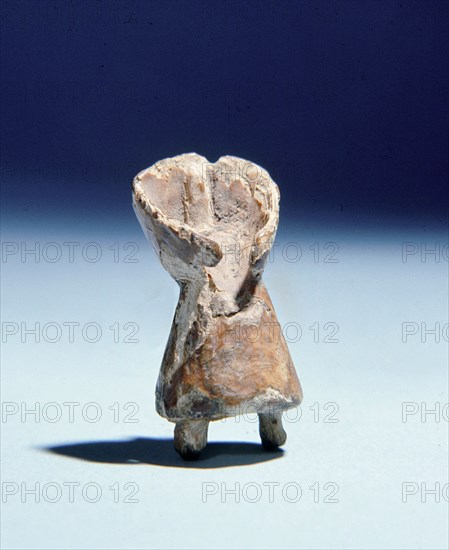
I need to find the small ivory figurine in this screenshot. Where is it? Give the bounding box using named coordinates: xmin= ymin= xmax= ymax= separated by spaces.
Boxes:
xmin=133 ymin=154 xmax=302 ymax=459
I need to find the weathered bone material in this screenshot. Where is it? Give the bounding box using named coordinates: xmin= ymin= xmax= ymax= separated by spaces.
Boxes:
xmin=132 ymin=153 xmax=302 ymax=458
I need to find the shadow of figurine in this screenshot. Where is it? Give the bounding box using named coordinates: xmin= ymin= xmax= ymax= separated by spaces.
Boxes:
xmin=44 ymin=437 xmax=284 ymax=469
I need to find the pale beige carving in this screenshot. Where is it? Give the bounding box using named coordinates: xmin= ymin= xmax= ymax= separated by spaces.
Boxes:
xmin=133 ymin=153 xmax=302 ymax=458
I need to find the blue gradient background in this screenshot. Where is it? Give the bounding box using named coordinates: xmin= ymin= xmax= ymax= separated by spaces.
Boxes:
xmin=1 ymin=0 xmax=448 ymax=230
xmin=1 ymin=1 xmax=448 ymax=549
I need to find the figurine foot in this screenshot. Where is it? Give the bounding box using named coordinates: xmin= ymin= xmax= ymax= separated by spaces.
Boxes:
xmin=174 ymin=419 xmax=209 ymax=460
xmin=258 ymin=412 xmax=287 ymax=450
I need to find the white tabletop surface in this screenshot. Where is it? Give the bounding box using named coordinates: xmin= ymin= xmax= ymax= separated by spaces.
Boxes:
xmin=1 ymin=215 xmax=448 ymax=550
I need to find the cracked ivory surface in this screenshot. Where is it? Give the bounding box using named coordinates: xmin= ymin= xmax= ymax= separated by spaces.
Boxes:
xmin=133 ymin=153 xmax=302 ymax=421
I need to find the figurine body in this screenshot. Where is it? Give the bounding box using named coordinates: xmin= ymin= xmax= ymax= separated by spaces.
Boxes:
xmin=133 ymin=154 xmax=302 ymax=458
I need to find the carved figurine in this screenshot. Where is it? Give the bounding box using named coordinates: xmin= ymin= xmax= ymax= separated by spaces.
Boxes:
xmin=133 ymin=154 xmax=302 ymax=459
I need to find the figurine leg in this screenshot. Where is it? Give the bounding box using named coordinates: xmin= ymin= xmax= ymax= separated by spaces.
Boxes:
xmin=258 ymin=411 xmax=287 ymax=450
xmin=174 ymin=419 xmax=209 ymax=460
